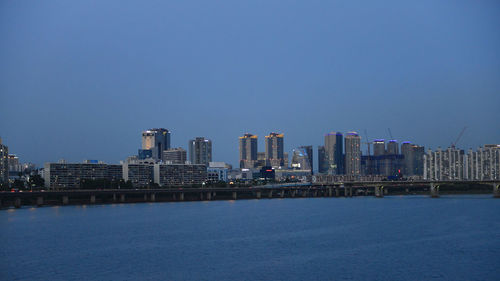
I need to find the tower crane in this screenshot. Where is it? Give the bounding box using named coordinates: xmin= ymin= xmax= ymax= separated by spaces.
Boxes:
xmin=363 ymin=129 xmax=371 ymax=156
xmin=451 ymin=126 xmax=467 ymax=148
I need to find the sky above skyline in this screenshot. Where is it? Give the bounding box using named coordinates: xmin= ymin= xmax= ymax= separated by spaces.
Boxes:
xmin=1 ymin=0 xmax=499 ymax=167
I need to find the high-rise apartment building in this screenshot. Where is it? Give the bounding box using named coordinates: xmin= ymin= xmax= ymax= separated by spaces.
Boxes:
xmin=239 ymin=133 xmax=258 ymax=168
xmin=318 ymin=146 xmax=327 ymax=173
xmin=466 ymin=144 xmax=500 ymax=180
xmin=324 ymin=132 xmax=344 ymax=174
xmin=345 ymin=132 xmax=361 ymax=177
xmin=142 ymin=128 xmax=171 ymax=160
xmin=0 ymin=138 xmax=8 ymax=184
xmin=163 ymin=148 xmax=187 ymax=164
xmin=189 ymin=137 xmax=212 ymax=166
xmin=401 ymin=142 xmax=424 ymax=177
xmin=265 ymin=132 xmax=284 ymax=167
xmin=423 ymin=147 xmax=466 ymax=180
xmin=387 ymin=140 xmax=399 ymax=155
xmin=373 ymin=139 xmax=386 ymax=156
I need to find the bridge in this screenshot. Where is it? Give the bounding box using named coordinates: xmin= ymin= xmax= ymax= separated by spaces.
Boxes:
xmin=0 ymin=180 xmax=498 ymax=208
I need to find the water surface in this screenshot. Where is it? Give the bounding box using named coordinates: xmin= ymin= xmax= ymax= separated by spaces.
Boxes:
xmin=1 ymin=195 xmax=499 ymax=280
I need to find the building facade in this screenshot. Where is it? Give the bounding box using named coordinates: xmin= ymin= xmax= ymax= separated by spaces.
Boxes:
xmin=163 ymin=147 xmax=187 ymax=164
xmin=189 ymin=137 xmax=212 ymax=166
xmin=345 ymin=132 xmax=361 ymax=177
xmin=122 ymin=163 xmax=154 ymax=187
xmin=291 ymin=146 xmax=313 ymax=172
xmin=142 ymin=128 xmax=171 ymax=160
xmin=153 ymin=164 xmax=206 ymax=187
xmin=265 ymin=132 xmax=285 ymax=167
xmin=324 ymin=132 xmax=344 ymax=175
xmin=239 ymin=133 xmax=258 ymax=168
xmin=401 ymin=142 xmax=424 ymax=177
xmin=44 ymin=162 xmax=116 ymax=189
xmin=0 ymin=138 xmax=8 ymax=185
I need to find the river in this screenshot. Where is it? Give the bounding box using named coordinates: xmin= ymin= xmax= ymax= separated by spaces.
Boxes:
xmin=1 ymin=195 xmax=499 ymax=280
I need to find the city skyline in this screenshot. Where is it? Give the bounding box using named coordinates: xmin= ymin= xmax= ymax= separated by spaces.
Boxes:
xmin=1 ymin=1 xmax=499 ymax=167
xmin=1 ymin=127 xmax=499 ymax=169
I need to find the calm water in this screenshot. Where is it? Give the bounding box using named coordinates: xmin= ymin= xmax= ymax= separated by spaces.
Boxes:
xmin=1 ymin=195 xmax=499 ymax=281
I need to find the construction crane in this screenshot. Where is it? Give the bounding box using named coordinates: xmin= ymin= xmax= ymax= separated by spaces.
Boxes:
xmin=451 ymin=126 xmax=467 ymax=148
xmin=363 ymin=129 xmax=371 ymax=156
xmin=387 ymin=128 xmax=393 ymax=140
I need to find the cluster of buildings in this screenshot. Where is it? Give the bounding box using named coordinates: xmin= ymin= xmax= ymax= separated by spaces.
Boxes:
xmin=1 ymin=129 xmax=499 ymax=190
xmin=0 ymin=138 xmax=36 ymax=187
xmin=44 ymin=128 xmax=227 ymax=189
xmin=424 ymin=144 xmax=500 ymax=180
xmin=239 ymin=131 xmax=425 ymax=182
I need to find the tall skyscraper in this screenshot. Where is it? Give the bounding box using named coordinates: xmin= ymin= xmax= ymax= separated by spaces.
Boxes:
xmin=345 ymin=132 xmax=361 ymax=176
xmin=265 ymin=132 xmax=285 ymax=167
xmin=318 ymin=146 xmax=328 ymax=173
xmin=239 ymin=133 xmax=258 ymax=168
xmin=324 ymin=132 xmax=344 ymax=174
xmin=291 ymin=145 xmax=313 ymax=172
xmin=0 ymin=138 xmax=8 ymax=184
xmin=387 ymin=140 xmax=399 ymax=155
xmin=401 ymin=141 xmax=424 ymax=177
xmin=189 ymin=137 xmax=212 ymax=166
xmin=142 ymin=128 xmax=171 ymax=160
xmin=373 ymin=139 xmax=386 ymax=156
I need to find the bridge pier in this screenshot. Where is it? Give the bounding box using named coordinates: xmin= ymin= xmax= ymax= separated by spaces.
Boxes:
xmin=14 ymin=197 xmax=21 ymax=208
xmin=200 ymin=192 xmax=204 ymax=201
xmin=256 ymin=191 xmax=261 ymax=199
xmin=328 ymin=187 xmax=332 ymax=197
xmin=291 ymin=190 xmax=296 ymax=197
xmin=493 ymin=183 xmax=499 ymax=198
xmin=90 ymin=195 xmax=96 ymax=204
xmin=375 ymin=186 xmax=384 ymax=198
xmin=113 ymin=193 xmax=117 ymax=202
xmin=150 ymin=193 xmax=156 ymax=202
xmin=120 ymin=194 xmax=125 ymax=203
xmin=143 ymin=194 xmax=148 ymax=201
xmin=232 ymin=191 xmax=237 ymax=200
xmin=302 ymin=190 xmax=308 ymax=197
xmin=335 ymin=187 xmax=340 ymax=197
xmin=206 ymin=192 xmax=212 ymax=201
xmin=430 ymin=183 xmax=439 ymax=198
xmin=36 ymin=196 xmax=44 ymax=206
xmin=313 ymin=190 xmax=318 ymax=197
xmin=62 ymin=195 xmax=69 ymax=205
xmin=384 ymin=187 xmax=388 ymax=195
xmin=180 ymin=192 xmax=184 ymax=201
xmin=349 ymin=187 xmax=353 ymax=197
xmin=280 ymin=190 xmax=284 ymax=198
xmin=268 ymin=190 xmax=273 ymax=198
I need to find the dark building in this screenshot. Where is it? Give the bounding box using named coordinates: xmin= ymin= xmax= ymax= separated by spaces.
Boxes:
xmin=265 ymin=132 xmax=285 ymax=167
xmin=256 ymin=166 xmax=275 ymax=181
xmin=373 ymin=139 xmax=386 ymax=156
xmin=138 ymin=149 xmax=153 ymax=160
xmin=387 ymin=140 xmax=399 ymax=155
xmin=401 ymin=142 xmax=424 ymax=177
xmin=189 ymin=137 xmax=212 ymax=166
xmin=318 ymin=146 xmax=328 ymax=174
xmin=324 ymin=132 xmax=344 ymax=174
xmin=239 ymin=133 xmax=258 ymax=168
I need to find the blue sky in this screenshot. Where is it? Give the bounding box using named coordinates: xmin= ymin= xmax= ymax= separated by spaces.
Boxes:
xmin=1 ymin=0 xmax=499 ymax=167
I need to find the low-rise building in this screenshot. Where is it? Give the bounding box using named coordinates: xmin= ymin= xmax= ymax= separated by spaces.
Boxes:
xmin=153 ymin=164 xmax=206 ymax=187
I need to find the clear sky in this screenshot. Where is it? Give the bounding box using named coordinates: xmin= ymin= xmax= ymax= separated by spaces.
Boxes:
xmin=1 ymin=0 xmax=499 ymax=167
